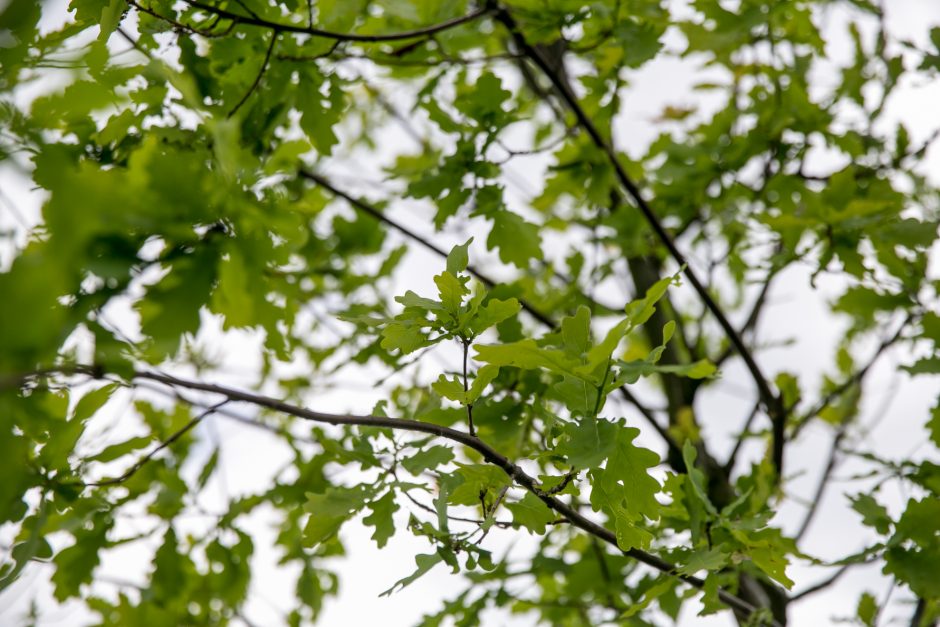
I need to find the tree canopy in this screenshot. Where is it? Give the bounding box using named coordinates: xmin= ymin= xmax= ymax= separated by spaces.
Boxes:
xmin=1 ymin=0 xmax=939 ymax=625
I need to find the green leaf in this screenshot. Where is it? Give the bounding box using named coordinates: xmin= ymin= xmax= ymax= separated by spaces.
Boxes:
xmin=212 ymin=247 xmax=256 ymax=329
xmin=364 ymin=490 xmax=398 ymax=548
xmin=88 ymin=435 xmax=151 ymax=463
xmin=903 ymin=357 xmax=940 ymax=375
xmin=138 ymin=248 xmax=217 ymax=356
xmin=487 ymin=210 xmax=541 ymax=268
xmin=434 ymin=271 xmax=468 ymax=315
xmin=467 ymin=364 xmax=500 ymax=404
xmin=72 ymin=383 xmax=118 ymax=422
xmin=196 ymin=448 xmax=219 ymax=490
xmin=558 ymin=418 xmax=617 ymax=469
xmin=446 ymin=238 xmax=472 ymax=275
xmin=677 ymin=548 xmax=728 ymax=576
xmin=381 ymin=321 xmax=428 ymax=354
xmin=432 ymin=375 xmax=466 ymax=403
xmin=469 ymin=298 xmax=521 ymax=335
xmin=928 ymin=401 xmax=940 ymax=448
xmin=474 ymin=339 xmax=581 ymax=380
xmin=591 ymin=426 xmax=662 ymax=521
xmin=506 ymin=493 xmax=556 ymax=534
xmin=857 ymin=591 xmax=878 ymax=627
xmin=150 ymin=527 xmax=194 ymax=601
xmin=380 ymin=553 xmax=444 ymax=597
xmin=851 ymin=493 xmax=892 ymax=534
xmin=97 ymin=0 xmax=123 ymax=43
xmin=613 ymin=515 xmax=654 ymax=551
xmin=303 ymin=486 xmax=374 ymax=546
xmin=396 ymin=291 xmax=444 ymax=312
xmin=682 ymin=440 xmax=719 ymax=517
xmin=561 ymin=306 xmax=592 ymax=358
xmin=51 ymin=513 xmax=111 ymax=601
xmin=401 ymin=446 xmax=454 ymax=475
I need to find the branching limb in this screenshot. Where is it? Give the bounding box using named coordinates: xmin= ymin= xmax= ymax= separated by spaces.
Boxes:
xmin=177 ymin=0 xmax=491 ymax=42
xmin=789 ymin=564 xmax=850 ymax=602
xmin=723 ymin=400 xmax=762 ymax=475
xmin=492 ymin=4 xmax=788 ymax=478
xmin=83 ymin=399 xmax=229 ymax=487
xmin=228 ymin=32 xmax=277 ymax=117
xmin=300 ymin=170 xmax=683 ymax=457
xmin=792 ymin=317 xmax=911 ymax=439
xmin=10 ymin=364 xmax=775 ymax=625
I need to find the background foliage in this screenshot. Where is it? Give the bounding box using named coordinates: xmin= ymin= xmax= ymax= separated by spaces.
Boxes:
xmin=1 ymin=0 xmax=940 ymax=625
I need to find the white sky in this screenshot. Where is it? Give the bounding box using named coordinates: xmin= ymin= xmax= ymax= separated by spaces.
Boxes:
xmin=1 ymin=1 xmax=940 ymax=626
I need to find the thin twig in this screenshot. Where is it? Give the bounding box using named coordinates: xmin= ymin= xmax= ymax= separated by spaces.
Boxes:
xmin=792 ymin=317 xmax=910 ymax=439
xmin=83 ymin=400 xmax=229 ymax=487
xmin=794 ymin=426 xmax=847 ymax=543
xmin=723 ymin=401 xmax=761 ymax=474
xmin=462 ymin=339 xmax=475 ymax=436
xmin=228 ymin=32 xmax=277 ymax=117
xmin=789 ymin=564 xmax=850 ymax=602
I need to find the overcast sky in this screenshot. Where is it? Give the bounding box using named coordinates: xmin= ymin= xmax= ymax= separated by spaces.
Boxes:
xmin=1 ymin=1 xmax=940 ymax=625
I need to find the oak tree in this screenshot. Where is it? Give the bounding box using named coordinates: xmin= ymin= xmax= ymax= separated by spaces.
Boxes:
xmin=1 ymin=0 xmax=939 ymax=625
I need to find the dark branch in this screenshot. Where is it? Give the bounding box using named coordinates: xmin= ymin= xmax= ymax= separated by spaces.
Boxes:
xmin=83 ymin=400 xmax=228 ymax=487
xmin=298 ymin=168 xmax=552 ymax=328
xmin=792 ymin=317 xmax=910 ymax=439
xmin=178 ymin=0 xmax=491 ymax=42
xmin=228 ymin=32 xmax=277 ymax=117
xmin=789 ymin=564 xmax=850 ymax=602
xmin=723 ymin=400 xmax=762 ymax=475
xmin=300 ymin=169 xmax=683 ymax=455
xmin=492 ymin=5 xmax=788 ymax=477
xmin=14 ymin=365 xmax=773 ymax=624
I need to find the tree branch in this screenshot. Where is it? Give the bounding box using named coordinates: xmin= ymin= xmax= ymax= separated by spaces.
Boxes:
xmin=298 ymin=169 xmax=553 ymax=329
xmin=723 ymin=400 xmax=762 ymax=475
xmin=177 ymin=0 xmax=491 ymax=42
xmin=793 ymin=425 xmax=846 ymax=543
xmin=788 ymin=564 xmax=850 ymax=602
xmin=492 ymin=4 xmax=788 ymax=477
xmin=12 ymin=364 xmax=774 ymax=625
xmin=712 ymin=262 xmax=781 ymax=371
xmin=792 ymin=317 xmax=910 ymax=439
xmin=228 ymin=32 xmax=277 ymax=117
xmin=299 ymin=169 xmax=682 ymax=457
xmin=83 ymin=400 xmax=229 ymax=487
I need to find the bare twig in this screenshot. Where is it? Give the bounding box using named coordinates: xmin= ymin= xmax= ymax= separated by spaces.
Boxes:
xmin=794 ymin=426 xmax=847 ymax=543
xmin=83 ymin=400 xmax=229 ymax=487
xmin=723 ymin=400 xmax=762 ymax=475
xmin=789 ymin=564 xmax=850 ymax=602
xmin=793 ymin=317 xmax=910 ymax=439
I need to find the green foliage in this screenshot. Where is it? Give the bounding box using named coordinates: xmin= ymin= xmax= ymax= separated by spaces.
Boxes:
xmin=1 ymin=0 xmax=939 ymax=625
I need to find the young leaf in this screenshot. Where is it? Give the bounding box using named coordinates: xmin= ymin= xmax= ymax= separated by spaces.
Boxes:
xmin=506 ymin=493 xmax=556 ymax=534
xmin=380 ymin=553 xmax=444 ymax=597
xmin=364 ymin=490 xmax=399 ymax=549
xmin=446 ymin=238 xmax=472 ymax=275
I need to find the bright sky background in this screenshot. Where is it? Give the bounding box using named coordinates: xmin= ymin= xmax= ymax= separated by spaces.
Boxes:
xmin=1 ymin=1 xmax=939 ymax=625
